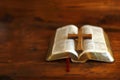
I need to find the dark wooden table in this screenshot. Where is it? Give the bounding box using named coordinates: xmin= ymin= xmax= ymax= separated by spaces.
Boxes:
xmin=0 ymin=0 xmax=120 ymax=80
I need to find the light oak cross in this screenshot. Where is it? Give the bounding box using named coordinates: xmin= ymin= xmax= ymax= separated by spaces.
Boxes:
xmin=68 ymin=29 xmax=92 ymax=52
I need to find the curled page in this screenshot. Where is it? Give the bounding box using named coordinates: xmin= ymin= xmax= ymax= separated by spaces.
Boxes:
xmin=72 ymin=25 xmax=114 ymax=62
xmin=47 ymin=25 xmax=78 ymax=61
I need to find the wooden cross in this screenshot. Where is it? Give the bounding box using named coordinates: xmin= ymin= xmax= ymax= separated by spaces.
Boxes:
xmin=68 ymin=29 xmax=92 ymax=52
xmin=65 ymin=29 xmax=92 ymax=72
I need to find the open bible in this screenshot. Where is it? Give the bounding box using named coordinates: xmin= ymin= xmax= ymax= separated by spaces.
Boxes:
xmin=46 ymin=25 xmax=114 ymax=63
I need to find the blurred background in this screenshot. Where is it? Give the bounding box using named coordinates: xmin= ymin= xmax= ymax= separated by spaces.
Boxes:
xmin=0 ymin=0 xmax=120 ymax=29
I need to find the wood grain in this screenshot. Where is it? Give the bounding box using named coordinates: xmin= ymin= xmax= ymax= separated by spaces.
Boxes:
xmin=0 ymin=0 xmax=120 ymax=80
